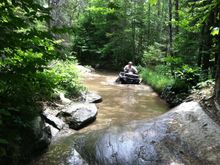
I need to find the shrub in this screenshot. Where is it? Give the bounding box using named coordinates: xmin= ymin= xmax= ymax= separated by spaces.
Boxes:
xmin=141 ymin=45 xmax=164 ymax=67
xmin=140 ymin=67 xmax=175 ymax=93
xmin=174 ymin=65 xmax=200 ymax=88
xmin=44 ymin=60 xmax=85 ymax=98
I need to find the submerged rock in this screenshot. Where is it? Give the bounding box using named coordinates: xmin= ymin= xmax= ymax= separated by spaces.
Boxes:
xmin=73 ymin=101 xmax=220 ymax=164
xmin=57 ymin=103 xmax=98 ymax=130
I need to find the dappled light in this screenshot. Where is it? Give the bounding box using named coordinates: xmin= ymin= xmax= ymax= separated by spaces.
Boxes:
xmin=0 ymin=0 xmax=220 ymax=164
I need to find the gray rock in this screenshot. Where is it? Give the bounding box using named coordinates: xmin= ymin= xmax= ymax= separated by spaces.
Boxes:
xmin=30 ymin=145 xmax=88 ymax=165
xmin=66 ymin=149 xmax=89 ymax=165
xmin=84 ymin=91 xmax=102 ymax=103
xmin=59 ymin=93 xmax=72 ymax=105
xmin=58 ymin=103 xmax=98 ymax=130
xmin=19 ymin=116 xmax=51 ymax=162
xmin=77 ymin=65 xmax=93 ymax=74
xmin=43 ymin=110 xmax=66 ymax=130
xmin=46 ymin=123 xmax=59 ymax=137
xmin=73 ymin=101 xmax=220 ymax=165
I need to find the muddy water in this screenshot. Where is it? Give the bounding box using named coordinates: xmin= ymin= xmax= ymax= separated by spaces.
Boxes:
xmin=81 ymin=71 xmax=168 ymax=132
xmin=31 ymin=72 xmax=169 ymax=165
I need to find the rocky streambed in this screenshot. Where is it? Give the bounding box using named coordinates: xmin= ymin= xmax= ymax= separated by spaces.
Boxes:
xmin=32 ymin=101 xmax=220 ymax=165
xmin=74 ymin=101 xmax=220 ymax=165
xmin=31 ymin=70 xmax=220 ymax=165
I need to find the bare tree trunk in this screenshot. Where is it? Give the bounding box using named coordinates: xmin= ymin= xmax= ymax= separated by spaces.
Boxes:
xmin=215 ymin=38 xmax=220 ymax=110
xmin=168 ymin=0 xmax=173 ymax=56
xmin=48 ymin=0 xmax=51 ymax=28
xmin=132 ymin=1 xmax=136 ymax=63
xmin=201 ymin=11 xmax=214 ymax=78
xmin=132 ymin=21 xmax=136 ymax=63
xmin=157 ymin=0 xmax=161 ymax=16
xmin=147 ymin=2 xmax=151 ymax=46
xmin=214 ymin=2 xmax=220 ymax=110
xmin=175 ymin=0 xmax=179 ymax=33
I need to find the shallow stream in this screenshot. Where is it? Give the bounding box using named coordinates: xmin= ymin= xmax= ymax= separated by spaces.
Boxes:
xmin=31 ymin=71 xmax=168 ymax=165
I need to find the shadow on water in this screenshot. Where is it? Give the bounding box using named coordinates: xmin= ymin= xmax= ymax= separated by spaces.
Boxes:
xmin=31 ymin=71 xmax=169 ymax=165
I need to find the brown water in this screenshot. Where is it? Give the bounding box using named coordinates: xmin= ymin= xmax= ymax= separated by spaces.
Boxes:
xmin=80 ymin=71 xmax=168 ymax=132
xmin=31 ymin=71 xmax=169 ymax=165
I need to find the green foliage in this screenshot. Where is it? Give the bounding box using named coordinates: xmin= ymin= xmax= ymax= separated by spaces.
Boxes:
xmin=194 ymin=79 xmax=215 ymax=89
xmin=73 ymin=0 xmax=164 ymax=68
xmin=142 ymin=45 xmax=164 ymax=66
xmin=174 ymin=65 xmax=200 ymax=87
xmin=141 ymin=67 xmax=175 ymax=93
xmin=211 ymin=27 xmax=219 ymax=36
xmin=149 ymin=0 xmax=158 ymax=5
xmin=44 ymin=60 xmax=85 ymax=97
xmin=0 ymin=0 xmax=83 ymax=162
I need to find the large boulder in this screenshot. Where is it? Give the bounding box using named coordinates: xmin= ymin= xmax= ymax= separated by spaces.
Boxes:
xmin=30 ymin=145 xmax=88 ymax=165
xmin=73 ymin=101 xmax=220 ymax=164
xmin=57 ymin=103 xmax=98 ymax=130
xmin=24 ymin=116 xmax=51 ymax=154
xmin=20 ymin=116 xmax=51 ymax=164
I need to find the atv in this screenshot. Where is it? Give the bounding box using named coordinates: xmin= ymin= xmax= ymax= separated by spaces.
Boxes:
xmin=116 ymin=72 xmax=141 ymax=84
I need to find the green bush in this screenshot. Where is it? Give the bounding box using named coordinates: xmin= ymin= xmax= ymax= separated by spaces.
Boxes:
xmin=0 ymin=1 xmax=84 ymax=162
xmin=174 ymin=65 xmax=200 ymax=88
xmin=140 ymin=67 xmax=175 ymax=93
xmin=141 ymin=45 xmax=164 ymax=67
xmin=44 ymin=60 xmax=85 ymax=98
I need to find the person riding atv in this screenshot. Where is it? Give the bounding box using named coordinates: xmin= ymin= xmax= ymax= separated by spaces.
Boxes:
xmin=116 ymin=61 xmax=140 ymax=84
xmin=123 ymin=61 xmax=138 ymax=74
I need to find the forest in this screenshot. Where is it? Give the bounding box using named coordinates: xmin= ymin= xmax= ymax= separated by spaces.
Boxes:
xmin=0 ymin=0 xmax=220 ymax=164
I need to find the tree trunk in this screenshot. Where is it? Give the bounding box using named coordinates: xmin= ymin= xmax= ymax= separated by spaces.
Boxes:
xmin=147 ymin=2 xmax=151 ymax=46
xmin=214 ymin=3 xmax=220 ymax=110
xmin=168 ymin=0 xmax=173 ymax=56
xmin=132 ymin=21 xmax=136 ymax=63
xmin=47 ymin=0 xmax=51 ymax=28
xmin=215 ymin=36 xmax=220 ymax=110
xmin=175 ymin=0 xmax=179 ymax=33
xmin=201 ymin=29 xmax=211 ymax=77
xmin=157 ymin=0 xmax=161 ymax=16
xmin=201 ymin=11 xmax=214 ymax=78
xmin=132 ymin=1 xmax=136 ymax=63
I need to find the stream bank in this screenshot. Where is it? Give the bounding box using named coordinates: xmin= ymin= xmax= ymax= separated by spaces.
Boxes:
xmin=31 ymin=68 xmax=169 ymax=164
xmin=31 ymin=100 xmax=220 ymax=165
xmin=31 ymin=68 xmax=220 ymax=165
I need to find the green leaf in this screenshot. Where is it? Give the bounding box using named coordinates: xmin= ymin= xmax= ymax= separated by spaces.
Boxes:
xmin=211 ymin=27 xmax=219 ymax=36
xmin=149 ymin=0 xmax=158 ymax=5
xmin=0 ymin=139 xmax=8 ymax=144
xmin=0 ymin=109 xmax=11 ymax=116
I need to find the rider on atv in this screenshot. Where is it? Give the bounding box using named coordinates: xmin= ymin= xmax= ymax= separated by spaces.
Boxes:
xmin=124 ymin=61 xmax=138 ymax=74
xmin=115 ymin=61 xmax=140 ymax=84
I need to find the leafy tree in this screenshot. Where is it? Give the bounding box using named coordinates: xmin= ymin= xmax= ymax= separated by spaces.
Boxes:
xmin=0 ymin=0 xmax=61 ymax=162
